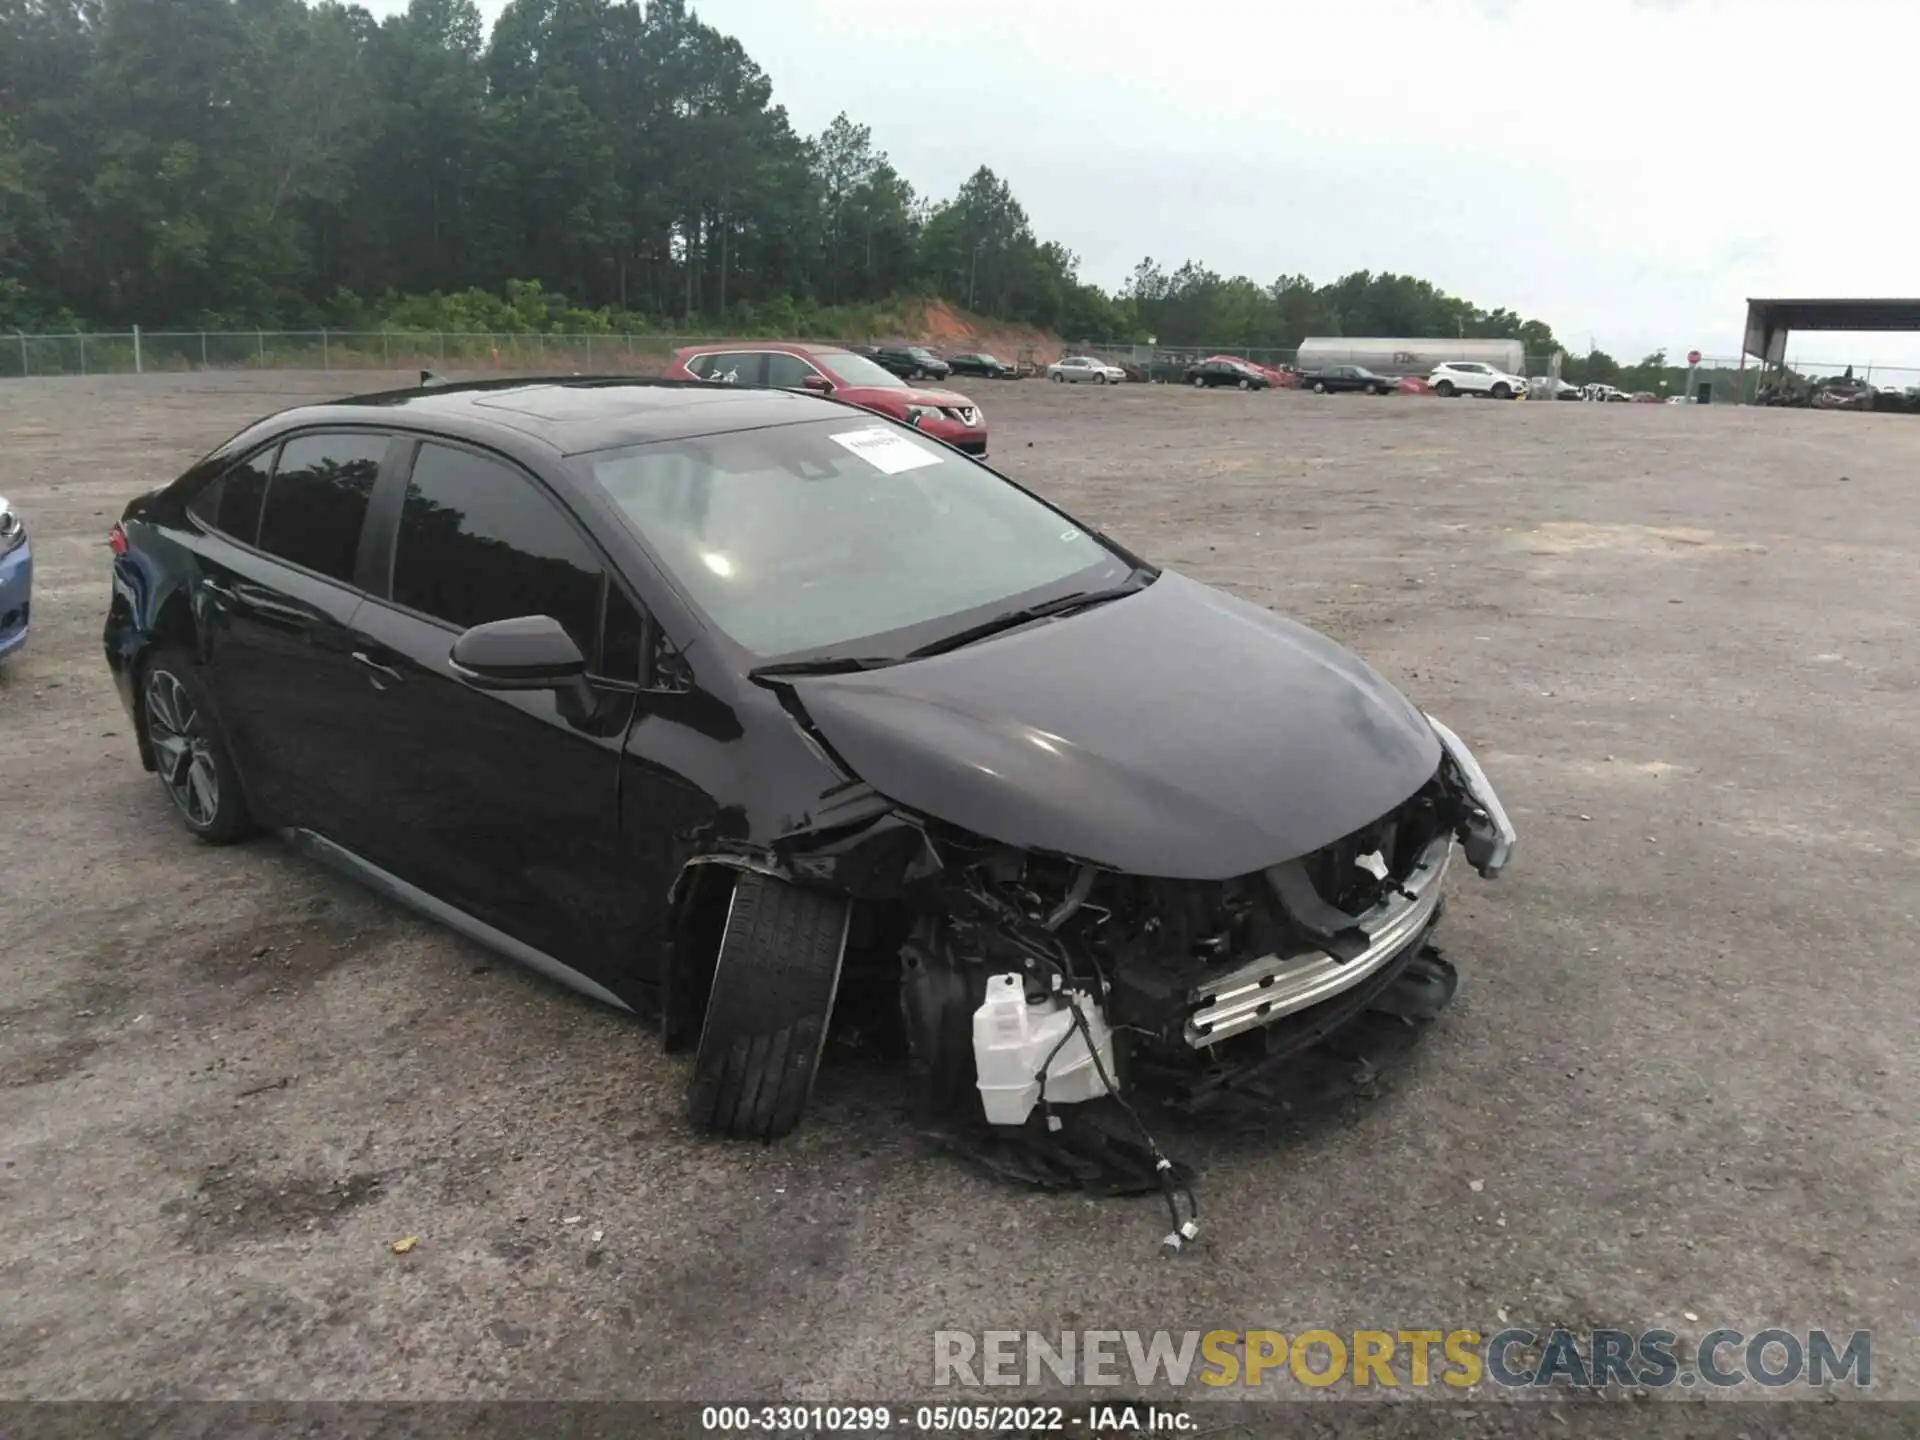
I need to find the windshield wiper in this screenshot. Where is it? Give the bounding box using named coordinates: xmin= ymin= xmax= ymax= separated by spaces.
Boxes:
xmin=748 ymin=655 xmax=899 ymax=683
xmin=905 ymin=569 xmax=1155 ymax=660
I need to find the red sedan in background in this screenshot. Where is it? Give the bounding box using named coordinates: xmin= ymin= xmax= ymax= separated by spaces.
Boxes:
xmin=665 ymin=342 xmax=990 ymax=455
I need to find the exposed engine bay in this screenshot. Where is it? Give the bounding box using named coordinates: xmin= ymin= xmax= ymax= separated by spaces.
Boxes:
xmin=667 ymin=712 xmax=1516 ymax=1246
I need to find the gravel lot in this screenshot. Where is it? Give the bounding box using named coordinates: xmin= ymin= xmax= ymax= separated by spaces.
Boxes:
xmin=2 ymin=373 xmax=1915 ymax=1403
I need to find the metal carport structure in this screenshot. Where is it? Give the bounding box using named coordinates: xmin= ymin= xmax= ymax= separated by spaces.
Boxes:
xmin=1742 ymin=297 xmax=1920 ymax=398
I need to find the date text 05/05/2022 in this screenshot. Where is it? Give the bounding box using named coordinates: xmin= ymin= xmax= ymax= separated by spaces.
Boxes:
xmin=700 ymin=1403 xmax=1196 ymax=1433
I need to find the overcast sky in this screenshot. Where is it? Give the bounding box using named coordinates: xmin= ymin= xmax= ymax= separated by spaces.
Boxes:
xmin=363 ymin=0 xmax=1920 ymax=370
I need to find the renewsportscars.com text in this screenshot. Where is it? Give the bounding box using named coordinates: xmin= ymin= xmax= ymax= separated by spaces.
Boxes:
xmin=933 ymin=1327 xmax=1871 ymax=1390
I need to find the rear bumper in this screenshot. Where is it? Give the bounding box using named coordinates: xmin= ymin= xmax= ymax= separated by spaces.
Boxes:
xmin=103 ymin=552 xmax=146 ymax=727
xmin=0 ymin=540 xmax=31 ymax=658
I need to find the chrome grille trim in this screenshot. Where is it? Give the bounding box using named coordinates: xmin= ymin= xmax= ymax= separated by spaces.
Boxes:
xmin=1184 ymin=833 xmax=1453 ymax=1047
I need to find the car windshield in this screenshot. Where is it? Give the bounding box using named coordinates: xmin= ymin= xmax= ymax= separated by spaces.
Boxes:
xmin=577 ymin=418 xmax=1130 ymax=659
xmin=817 ymin=351 xmax=907 ymax=388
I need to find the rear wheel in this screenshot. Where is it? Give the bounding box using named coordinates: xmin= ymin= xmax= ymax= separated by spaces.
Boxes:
xmin=687 ymin=873 xmax=851 ymax=1141
xmin=142 ymin=652 xmax=251 ymax=843
xmin=1434 ymin=380 xmax=1455 ymax=397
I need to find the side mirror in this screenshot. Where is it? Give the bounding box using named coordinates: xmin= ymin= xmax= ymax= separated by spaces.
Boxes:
xmin=449 ymin=615 xmax=584 ymax=687
xmin=800 ymin=374 xmax=833 ymax=393
xmin=449 ymin=615 xmax=597 ymax=722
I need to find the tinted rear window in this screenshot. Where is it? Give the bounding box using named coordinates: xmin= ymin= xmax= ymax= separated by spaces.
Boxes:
xmin=190 ymin=449 xmax=273 ymax=543
xmin=257 ymin=433 xmax=387 ymax=584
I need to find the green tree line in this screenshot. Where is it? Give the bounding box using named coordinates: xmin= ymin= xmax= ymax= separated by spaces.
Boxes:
xmin=1 ymin=0 xmax=1566 ymax=355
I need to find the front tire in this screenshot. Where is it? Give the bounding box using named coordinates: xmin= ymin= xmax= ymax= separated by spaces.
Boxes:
xmin=141 ymin=652 xmax=252 ymax=843
xmin=1491 ymin=382 xmax=1511 ymax=400
xmin=1313 ymin=381 xmax=1327 ymax=394
xmin=1095 ymin=372 xmax=1107 ymax=384
xmin=1053 ymin=372 xmax=1065 ymax=383
xmin=1191 ymin=375 xmax=1205 ymax=388
xmin=688 ymin=873 xmax=851 ymax=1141
xmin=1238 ymin=377 xmax=1251 ymax=390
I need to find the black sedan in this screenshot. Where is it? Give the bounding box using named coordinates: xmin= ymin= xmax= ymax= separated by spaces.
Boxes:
xmin=945 ymin=352 xmax=1018 ymax=380
xmin=867 ymin=344 xmax=950 ymax=381
xmin=104 ymin=377 xmax=1513 ymax=1189
xmin=1183 ymin=359 xmax=1269 ymax=390
xmin=1302 ymin=365 xmax=1396 ymax=395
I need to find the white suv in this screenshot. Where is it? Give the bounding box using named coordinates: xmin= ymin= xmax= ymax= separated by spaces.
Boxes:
xmin=1428 ymin=361 xmax=1528 ymax=399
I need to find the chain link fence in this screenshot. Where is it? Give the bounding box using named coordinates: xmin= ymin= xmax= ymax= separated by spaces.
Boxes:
xmin=1077 ymin=342 xmax=1300 ymax=383
xmin=1074 ymin=341 xmax=1573 ymax=386
xmin=1644 ymin=358 xmax=1920 ymax=407
xmin=10 ymin=331 xmax=1920 ymax=409
xmin=0 ymin=329 xmax=791 ymax=380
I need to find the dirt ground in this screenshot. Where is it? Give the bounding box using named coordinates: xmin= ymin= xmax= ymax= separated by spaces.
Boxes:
xmin=1 ymin=373 xmax=1915 ymax=1403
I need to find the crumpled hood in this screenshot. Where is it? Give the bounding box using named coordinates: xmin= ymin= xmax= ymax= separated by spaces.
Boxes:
xmin=787 ymin=571 xmax=1442 ymax=881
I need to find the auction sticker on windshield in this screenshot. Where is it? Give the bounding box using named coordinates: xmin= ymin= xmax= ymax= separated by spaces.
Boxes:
xmin=829 ymin=426 xmax=944 ymax=475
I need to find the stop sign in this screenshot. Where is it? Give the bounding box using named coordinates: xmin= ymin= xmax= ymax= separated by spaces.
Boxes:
xmin=1687 ymin=350 xmax=1702 ymax=366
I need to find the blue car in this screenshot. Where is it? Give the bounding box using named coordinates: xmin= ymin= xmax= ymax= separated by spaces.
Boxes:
xmin=0 ymin=496 xmax=29 ymax=658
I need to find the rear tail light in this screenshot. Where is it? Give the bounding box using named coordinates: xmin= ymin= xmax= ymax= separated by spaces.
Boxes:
xmin=109 ymin=522 xmax=128 ymax=556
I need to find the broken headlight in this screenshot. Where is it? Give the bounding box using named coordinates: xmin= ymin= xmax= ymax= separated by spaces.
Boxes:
xmin=1425 ymin=714 xmax=1516 ymax=878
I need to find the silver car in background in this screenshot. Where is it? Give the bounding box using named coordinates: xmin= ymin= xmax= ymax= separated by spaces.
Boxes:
xmin=1047 ymin=355 xmax=1127 ymax=384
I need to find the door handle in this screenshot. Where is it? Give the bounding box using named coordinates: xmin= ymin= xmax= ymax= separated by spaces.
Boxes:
xmin=352 ymin=650 xmax=404 ymax=685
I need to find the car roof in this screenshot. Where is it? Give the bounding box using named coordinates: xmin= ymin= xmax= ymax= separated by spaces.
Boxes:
xmin=256 ymin=376 xmax=841 ymax=458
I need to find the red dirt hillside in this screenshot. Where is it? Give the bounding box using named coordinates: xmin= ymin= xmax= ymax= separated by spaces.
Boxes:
xmin=884 ymin=298 xmax=1061 ymax=364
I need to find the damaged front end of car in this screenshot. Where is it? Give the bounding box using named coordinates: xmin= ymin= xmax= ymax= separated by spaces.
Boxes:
xmin=664 ymin=708 xmax=1515 ymax=1213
